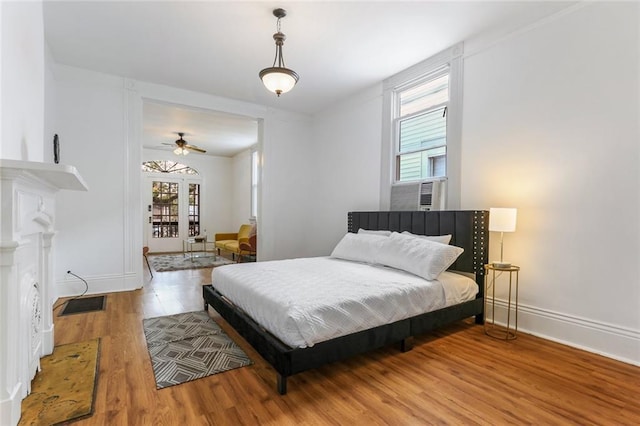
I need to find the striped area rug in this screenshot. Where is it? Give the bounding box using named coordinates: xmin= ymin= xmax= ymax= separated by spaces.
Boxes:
xmin=143 ymin=311 xmax=252 ymax=389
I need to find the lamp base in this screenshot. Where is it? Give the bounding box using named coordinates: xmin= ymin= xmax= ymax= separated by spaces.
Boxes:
xmin=491 ymin=261 xmax=512 ymax=268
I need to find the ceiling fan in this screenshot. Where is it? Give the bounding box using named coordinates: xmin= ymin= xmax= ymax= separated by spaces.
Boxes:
xmin=163 ymin=132 xmax=206 ymax=155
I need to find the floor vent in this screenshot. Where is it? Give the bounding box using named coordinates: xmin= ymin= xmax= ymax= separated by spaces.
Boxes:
xmin=60 ymin=296 xmax=106 ymax=316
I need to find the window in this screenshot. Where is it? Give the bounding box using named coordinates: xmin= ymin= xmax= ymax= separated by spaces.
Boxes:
xmin=382 ymin=43 xmax=463 ymax=208
xmin=142 ymin=160 xmax=201 ymax=241
xmin=152 ymin=181 xmax=179 ymax=238
xmin=394 ymin=70 xmax=449 ymax=182
xmin=141 ymin=160 xmax=198 ymax=175
xmin=188 ymin=183 xmax=200 ymax=237
xmin=251 ymin=150 xmax=258 ymax=218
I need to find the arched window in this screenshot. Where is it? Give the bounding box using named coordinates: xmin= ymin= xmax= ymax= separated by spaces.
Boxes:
xmin=141 ymin=160 xmax=199 ymax=175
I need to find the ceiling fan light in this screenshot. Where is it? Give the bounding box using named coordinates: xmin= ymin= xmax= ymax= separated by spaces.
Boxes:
xmin=259 ymin=67 xmax=299 ymax=96
xmin=173 ymin=147 xmax=188 ymax=156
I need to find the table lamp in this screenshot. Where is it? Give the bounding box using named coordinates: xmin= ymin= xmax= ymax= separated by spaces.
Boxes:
xmin=489 ymin=207 xmax=517 ymax=268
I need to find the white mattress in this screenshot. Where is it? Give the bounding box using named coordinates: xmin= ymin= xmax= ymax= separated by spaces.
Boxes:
xmin=211 ymin=257 xmax=478 ymax=348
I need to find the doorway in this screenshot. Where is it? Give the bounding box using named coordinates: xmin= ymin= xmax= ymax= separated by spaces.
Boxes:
xmin=139 ymin=99 xmax=261 ymax=260
xmin=143 ymin=173 xmax=203 ymax=253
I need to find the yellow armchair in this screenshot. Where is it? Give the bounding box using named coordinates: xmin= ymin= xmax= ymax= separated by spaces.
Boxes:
xmin=238 ymin=234 xmax=257 ymax=263
xmin=215 ymin=224 xmax=253 ymax=259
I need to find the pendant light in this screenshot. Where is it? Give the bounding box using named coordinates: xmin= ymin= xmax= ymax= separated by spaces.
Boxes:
xmin=259 ymin=8 xmax=299 ymax=97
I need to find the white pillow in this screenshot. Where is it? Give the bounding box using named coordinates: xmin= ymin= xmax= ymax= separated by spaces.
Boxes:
xmin=331 ymin=232 xmax=386 ymax=264
xmin=358 ymin=228 xmax=391 ymax=236
xmin=376 ymin=232 xmax=464 ymax=280
xmin=401 ymin=231 xmax=452 ymax=245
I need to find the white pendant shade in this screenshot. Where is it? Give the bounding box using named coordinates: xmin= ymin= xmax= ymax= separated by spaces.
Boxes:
xmin=260 ymin=68 xmax=298 ymax=96
xmin=259 ymin=9 xmax=299 ymax=96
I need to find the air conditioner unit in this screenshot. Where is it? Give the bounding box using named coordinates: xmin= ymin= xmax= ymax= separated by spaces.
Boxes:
xmin=390 ymin=178 xmax=447 ymax=211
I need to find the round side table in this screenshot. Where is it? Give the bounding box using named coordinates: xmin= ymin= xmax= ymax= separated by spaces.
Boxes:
xmin=484 ymin=264 xmax=520 ymax=340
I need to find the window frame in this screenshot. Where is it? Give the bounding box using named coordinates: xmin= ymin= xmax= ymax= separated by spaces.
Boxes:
xmin=141 ymin=160 xmax=198 ymax=175
xmin=151 ymin=180 xmax=180 ymax=238
xmin=381 ymin=42 xmax=464 ymax=209
xmin=250 ymin=149 xmax=259 ymax=219
xmin=393 ymin=66 xmax=449 ymax=183
xmin=188 ymin=183 xmax=201 ymax=237
xmin=143 ymin=165 xmax=203 ymax=246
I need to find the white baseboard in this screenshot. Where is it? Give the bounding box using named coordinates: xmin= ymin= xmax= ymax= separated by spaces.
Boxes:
xmin=42 ymin=324 xmax=54 ymax=356
xmin=487 ymin=299 xmax=640 ymax=366
xmin=56 ymin=272 xmax=141 ymax=298
xmin=0 ymin=382 xmax=22 ymax=426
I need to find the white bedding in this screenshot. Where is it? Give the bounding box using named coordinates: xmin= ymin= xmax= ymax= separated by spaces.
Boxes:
xmin=211 ymin=257 xmax=478 ymax=348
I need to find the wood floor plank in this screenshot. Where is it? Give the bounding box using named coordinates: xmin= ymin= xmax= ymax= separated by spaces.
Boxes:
xmin=46 ymin=261 xmax=640 ymax=425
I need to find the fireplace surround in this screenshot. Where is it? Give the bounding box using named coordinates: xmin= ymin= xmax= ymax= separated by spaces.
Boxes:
xmin=0 ymin=159 xmax=87 ymax=426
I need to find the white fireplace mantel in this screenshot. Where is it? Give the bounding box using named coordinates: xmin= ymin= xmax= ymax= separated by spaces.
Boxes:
xmin=0 ymin=159 xmax=88 ymax=191
xmin=0 ymin=159 xmax=87 ymax=426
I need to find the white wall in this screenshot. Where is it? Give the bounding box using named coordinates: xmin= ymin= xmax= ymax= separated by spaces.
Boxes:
xmin=230 ymin=148 xmax=252 ymax=230
xmin=0 ymin=1 xmax=44 ymax=161
xmin=0 ymin=3 xmax=47 ymax=422
xmin=460 ymin=2 xmax=639 ymax=363
xmin=255 ymin=83 xmax=383 ymax=261
xmin=0 ymin=2 xmax=2 ymax=157
xmin=259 ymin=109 xmax=314 ymax=260
xmin=310 ymin=84 xmax=384 ymax=255
xmin=142 ymin=147 xmax=233 ymax=242
xmin=43 ymin=43 xmax=56 ymax=164
xmin=310 ymin=2 xmax=639 ymax=364
xmin=53 ymin=66 xmax=132 ymax=295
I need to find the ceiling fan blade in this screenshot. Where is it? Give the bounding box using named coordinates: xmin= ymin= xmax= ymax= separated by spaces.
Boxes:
xmin=185 ymin=144 xmax=206 ymax=153
xmin=161 ymin=142 xmax=175 ymax=146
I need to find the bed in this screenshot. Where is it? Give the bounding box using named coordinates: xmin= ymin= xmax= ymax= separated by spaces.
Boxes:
xmin=203 ymin=210 xmax=488 ymax=394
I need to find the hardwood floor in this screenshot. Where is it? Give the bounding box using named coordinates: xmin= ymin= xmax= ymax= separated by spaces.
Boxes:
xmin=52 ymin=261 xmax=640 ymax=425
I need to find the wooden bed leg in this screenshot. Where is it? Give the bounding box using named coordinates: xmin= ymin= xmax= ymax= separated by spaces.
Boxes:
xmin=475 ymin=313 xmax=484 ymax=324
xmin=401 ymin=337 xmax=414 ymax=352
xmin=277 ymin=374 xmax=287 ymax=395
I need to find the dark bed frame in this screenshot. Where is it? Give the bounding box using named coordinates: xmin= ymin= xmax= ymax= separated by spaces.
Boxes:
xmin=203 ymin=210 xmax=489 ymax=394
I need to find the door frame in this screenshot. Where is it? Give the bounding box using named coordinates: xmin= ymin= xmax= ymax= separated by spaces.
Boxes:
xmin=143 ymin=173 xmax=203 ymax=253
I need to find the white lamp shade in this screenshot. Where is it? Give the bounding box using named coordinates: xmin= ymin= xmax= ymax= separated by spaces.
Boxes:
xmin=260 ymin=69 xmax=298 ymax=95
xmin=489 ymin=208 xmax=517 ymax=232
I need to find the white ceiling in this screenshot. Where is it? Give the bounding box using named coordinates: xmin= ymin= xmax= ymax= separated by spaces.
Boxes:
xmin=142 ymin=100 xmax=258 ymax=157
xmin=43 ymin=0 xmax=575 ymax=157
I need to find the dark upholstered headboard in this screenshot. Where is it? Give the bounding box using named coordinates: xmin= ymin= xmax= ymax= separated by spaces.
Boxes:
xmin=348 ymin=211 xmax=489 ymax=282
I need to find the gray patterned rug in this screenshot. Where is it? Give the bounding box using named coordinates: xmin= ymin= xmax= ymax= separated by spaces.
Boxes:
xmin=148 ymin=254 xmax=233 ymax=272
xmin=143 ymin=311 xmax=252 ymax=389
